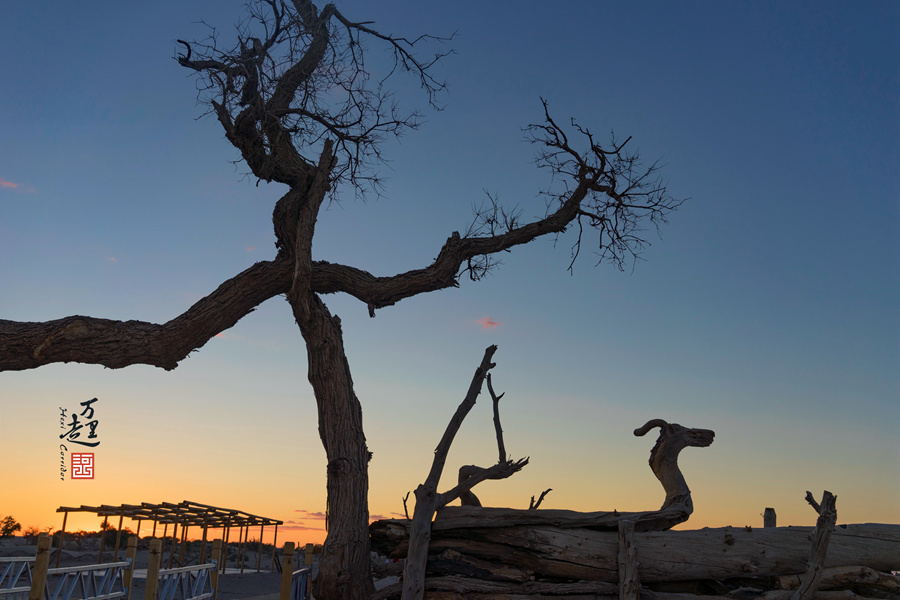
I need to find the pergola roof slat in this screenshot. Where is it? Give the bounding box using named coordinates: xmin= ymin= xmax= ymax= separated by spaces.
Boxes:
xmin=54 ymin=500 xmax=283 ymax=528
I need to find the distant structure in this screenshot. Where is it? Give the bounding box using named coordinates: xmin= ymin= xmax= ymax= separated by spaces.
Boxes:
xmin=54 ymin=500 xmax=283 ymax=571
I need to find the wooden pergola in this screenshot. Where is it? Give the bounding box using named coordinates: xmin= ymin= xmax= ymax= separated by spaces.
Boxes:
xmin=55 ymin=500 xmax=283 ymax=572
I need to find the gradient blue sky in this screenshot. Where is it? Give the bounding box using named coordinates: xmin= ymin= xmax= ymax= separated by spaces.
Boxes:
xmin=2 ymin=1 xmax=898 ymax=541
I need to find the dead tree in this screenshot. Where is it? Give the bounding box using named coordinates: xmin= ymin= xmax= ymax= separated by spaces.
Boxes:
xmin=403 ymin=346 xmax=528 ymax=600
xmin=792 ymin=491 xmax=838 ymax=600
xmin=0 ymin=2 xmax=682 ymax=598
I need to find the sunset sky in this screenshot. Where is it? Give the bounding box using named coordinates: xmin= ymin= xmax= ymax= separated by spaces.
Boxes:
xmin=1 ymin=1 xmax=898 ymax=547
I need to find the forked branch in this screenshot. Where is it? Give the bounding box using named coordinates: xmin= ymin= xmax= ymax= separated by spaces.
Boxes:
xmin=176 ymin=0 xmax=451 ymax=193
xmin=402 ymin=347 xmax=528 ymax=600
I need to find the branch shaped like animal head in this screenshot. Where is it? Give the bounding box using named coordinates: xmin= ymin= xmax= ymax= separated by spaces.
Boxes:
xmin=634 ymin=419 xmax=715 ymax=511
xmin=634 ymin=419 xmax=714 ymax=464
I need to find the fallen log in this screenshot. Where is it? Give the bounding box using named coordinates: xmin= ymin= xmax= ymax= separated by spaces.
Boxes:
xmin=778 ymin=566 xmax=900 ymax=595
xmin=431 ymin=505 xmax=693 ymax=533
xmin=370 ymin=519 xmax=900 ymax=584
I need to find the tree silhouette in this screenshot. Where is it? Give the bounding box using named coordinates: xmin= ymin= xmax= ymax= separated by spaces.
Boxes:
xmin=0 ymin=515 xmax=22 ymax=538
xmin=0 ymin=2 xmax=682 ymax=598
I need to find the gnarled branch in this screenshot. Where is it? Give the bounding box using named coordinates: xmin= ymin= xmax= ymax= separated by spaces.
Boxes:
xmin=402 ymin=347 xmax=528 ymax=600
xmin=0 ymin=257 xmax=292 ymax=371
xmin=634 ymin=418 xmax=714 ymax=514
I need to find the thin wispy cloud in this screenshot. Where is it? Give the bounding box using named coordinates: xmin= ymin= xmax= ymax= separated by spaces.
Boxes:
xmin=280 ymin=522 xmax=324 ymax=532
xmin=246 ymin=246 xmax=256 ymax=252
xmin=477 ymin=317 xmax=502 ymax=330
xmin=292 ymin=510 xmax=327 ymax=520
xmin=108 ymin=256 xmax=118 ymax=263
xmin=1 ymin=178 xmax=35 ymax=192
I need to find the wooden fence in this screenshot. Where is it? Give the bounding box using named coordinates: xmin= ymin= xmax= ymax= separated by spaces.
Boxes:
xmin=0 ymin=556 xmax=34 ymax=599
xmin=18 ymin=532 xmax=315 ymax=600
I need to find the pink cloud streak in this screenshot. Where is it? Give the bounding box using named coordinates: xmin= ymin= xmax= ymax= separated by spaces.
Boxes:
xmin=1 ymin=179 xmax=35 ymax=193
xmin=477 ymin=317 xmax=502 ymax=329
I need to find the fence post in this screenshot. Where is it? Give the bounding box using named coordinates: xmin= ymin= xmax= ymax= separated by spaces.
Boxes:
xmin=125 ymin=536 xmax=137 ymax=600
xmin=617 ymin=519 xmax=640 ymax=600
xmin=29 ymin=532 xmax=51 ymax=600
xmin=764 ymin=507 xmax=777 ymax=528
xmin=211 ymin=539 xmax=222 ymax=600
xmin=304 ymin=543 xmax=314 ymax=567
xmin=144 ymin=538 xmax=162 ymax=600
xmin=279 ymin=542 xmax=295 ymax=600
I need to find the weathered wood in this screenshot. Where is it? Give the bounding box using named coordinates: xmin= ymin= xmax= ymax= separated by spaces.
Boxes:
xmin=280 ymin=542 xmax=295 ymax=600
xmin=633 ymin=420 xmax=714 ymax=514
xmin=370 ymin=520 xmax=900 ymax=583
xmin=792 ymin=492 xmax=838 ymax=600
xmin=431 ymin=506 xmax=693 ymax=533
xmin=98 ymin=515 xmax=109 ymax=564
xmin=779 ymin=566 xmax=900 ymax=594
xmin=428 ymin=549 xmax=530 ymax=583
xmin=765 ymin=591 xmax=885 ymax=600
xmin=125 ymin=536 xmax=137 ymax=599
xmin=56 ymin=511 xmax=67 ymax=569
xmin=29 ymin=533 xmax=51 ymax=600
xmin=402 ymin=346 xmax=529 ymax=600
xmin=528 ymin=489 xmax=552 ymax=510
xmin=764 ymin=509 xmax=776 ymax=528
xmin=210 ymin=539 xmax=222 ymax=595
xmin=144 ymin=538 xmax=162 ymax=600
xmin=619 ymin=520 xmax=640 ymax=600
xmin=374 ymin=576 xmax=620 ymax=600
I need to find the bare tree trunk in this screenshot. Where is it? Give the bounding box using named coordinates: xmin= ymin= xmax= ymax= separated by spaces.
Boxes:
xmin=282 ymin=142 xmax=374 ymax=600
xmin=297 ymin=293 xmax=374 ymax=600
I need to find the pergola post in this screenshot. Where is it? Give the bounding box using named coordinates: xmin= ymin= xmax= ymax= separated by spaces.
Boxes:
xmin=168 ymin=521 xmax=179 ymax=569
xmin=239 ymin=525 xmax=248 ymax=574
xmin=178 ymin=525 xmax=189 ymax=565
xmin=270 ymin=524 xmax=279 ymax=571
xmin=256 ymin=524 xmax=264 ymax=572
xmin=200 ymin=520 xmax=209 ymax=564
xmin=56 ymin=511 xmax=68 ymax=568
xmin=222 ymin=524 xmax=231 ymax=574
xmin=97 ymin=515 xmax=109 ymax=564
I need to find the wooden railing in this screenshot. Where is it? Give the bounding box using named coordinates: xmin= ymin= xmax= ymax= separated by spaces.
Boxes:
xmin=145 ymin=538 xmax=221 ymax=600
xmin=21 ymin=532 xmax=317 ymax=600
xmin=0 ymin=557 xmax=34 ymax=599
xmin=277 ymin=543 xmax=315 ymax=600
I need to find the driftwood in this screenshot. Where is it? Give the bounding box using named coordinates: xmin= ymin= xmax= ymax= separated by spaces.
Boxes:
xmin=792 ymin=491 xmax=838 ymax=600
xmin=372 ymin=573 xmax=900 ymax=600
xmin=430 ymin=505 xmax=695 ymax=533
xmin=634 ymin=419 xmax=714 ymax=513
xmin=619 ymin=519 xmax=641 ymax=600
xmin=529 ymin=489 xmax=552 ymax=510
xmin=370 ymin=520 xmax=900 ymax=584
xmin=779 ymin=566 xmax=900 ymax=595
xmin=401 ymin=346 xmax=528 ymax=600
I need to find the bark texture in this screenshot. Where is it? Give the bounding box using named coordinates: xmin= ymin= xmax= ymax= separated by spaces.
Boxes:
xmin=370 ymin=520 xmax=900 ymax=585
